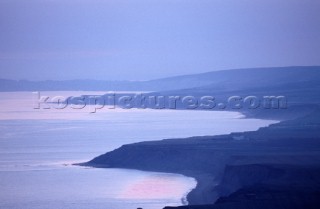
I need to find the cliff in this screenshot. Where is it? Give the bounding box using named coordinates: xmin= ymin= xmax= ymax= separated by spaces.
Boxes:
xmin=80 ymin=109 xmax=320 ymax=207
xmin=164 ymin=164 xmax=320 ymax=209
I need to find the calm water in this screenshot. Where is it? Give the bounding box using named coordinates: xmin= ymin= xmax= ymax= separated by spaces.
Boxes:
xmin=0 ymin=92 xmax=277 ymax=209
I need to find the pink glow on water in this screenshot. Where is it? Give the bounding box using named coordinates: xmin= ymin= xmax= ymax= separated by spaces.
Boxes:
xmin=118 ymin=174 xmax=196 ymax=200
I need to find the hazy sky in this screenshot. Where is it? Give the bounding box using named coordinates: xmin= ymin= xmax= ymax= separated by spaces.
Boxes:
xmin=0 ymin=0 xmax=320 ymax=81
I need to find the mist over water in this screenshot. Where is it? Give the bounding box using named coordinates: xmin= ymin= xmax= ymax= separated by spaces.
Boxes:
xmin=0 ymin=92 xmax=277 ymax=209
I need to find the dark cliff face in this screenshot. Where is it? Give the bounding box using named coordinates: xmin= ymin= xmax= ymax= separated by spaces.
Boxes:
xmin=164 ymin=164 xmax=320 ymax=209
xmin=216 ymin=164 xmax=285 ymax=197
xmin=216 ymin=164 xmax=320 ymax=198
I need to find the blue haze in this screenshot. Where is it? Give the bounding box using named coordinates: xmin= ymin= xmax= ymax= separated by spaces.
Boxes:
xmin=0 ymin=0 xmax=319 ymax=81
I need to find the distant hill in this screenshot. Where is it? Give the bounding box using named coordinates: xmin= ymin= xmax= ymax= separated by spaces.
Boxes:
xmin=146 ymin=66 xmax=320 ymax=111
xmin=1 ymin=66 xmax=319 ymax=92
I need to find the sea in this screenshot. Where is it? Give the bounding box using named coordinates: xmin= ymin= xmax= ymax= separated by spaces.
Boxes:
xmin=0 ymin=92 xmax=278 ymax=209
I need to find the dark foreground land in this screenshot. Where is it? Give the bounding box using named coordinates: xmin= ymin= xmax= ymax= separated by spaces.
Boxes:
xmin=80 ymin=106 xmax=320 ymax=209
xmin=74 ymin=67 xmax=320 ymax=208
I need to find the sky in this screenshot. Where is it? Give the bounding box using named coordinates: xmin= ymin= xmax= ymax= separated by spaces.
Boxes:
xmin=0 ymin=0 xmax=320 ymax=81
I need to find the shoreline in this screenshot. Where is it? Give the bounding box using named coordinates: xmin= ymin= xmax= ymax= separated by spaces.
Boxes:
xmin=81 ymin=106 xmax=320 ymax=207
xmin=75 ymin=108 xmax=286 ymax=205
xmin=184 ymin=173 xmax=218 ymax=205
xmin=76 ymin=162 xmax=203 ymax=206
xmin=78 ymin=163 xmax=217 ymax=206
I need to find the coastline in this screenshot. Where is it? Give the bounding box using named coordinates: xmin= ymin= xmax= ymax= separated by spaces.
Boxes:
xmin=78 ymin=163 xmax=218 ymax=206
xmin=77 ymin=108 xmax=289 ymax=205
xmin=80 ymin=106 xmax=320 ymax=208
xmin=184 ymin=173 xmax=218 ymax=205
